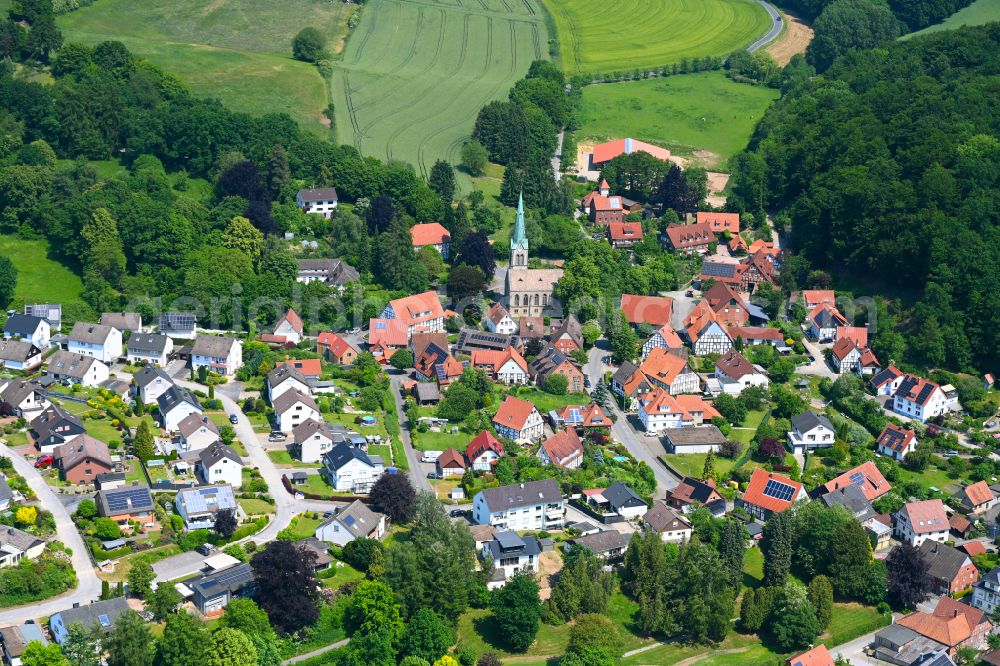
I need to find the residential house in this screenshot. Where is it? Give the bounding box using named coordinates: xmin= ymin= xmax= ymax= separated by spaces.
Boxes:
xmin=0 ymin=477 xmax=10 ymax=512
xmin=484 ymin=303 xmax=517 ymax=335
xmin=315 ymin=500 xmax=387 ymax=546
xmin=590 ymin=138 xmax=670 ymax=168
xmin=100 ymin=312 xmax=141 ymax=333
xmin=0 ymin=526 xmax=44 ymax=568
xmin=0 ymin=379 xmax=46 ymax=418
xmin=550 ymin=403 xmax=611 ymax=431
xmin=295 ymin=187 xmax=338 ymax=217
xmin=956 ymin=481 xmax=997 ymax=515
xmin=296 ymin=258 xmax=359 ymax=287
xmin=436 ymin=448 xmax=466 ymax=478
xmin=871 ymin=365 xmax=905 ymax=397
xmin=175 ymin=413 xmax=220 ymax=455
xmin=785 ymin=645 xmax=834 ymax=666
xmin=787 ymin=412 xmax=836 ymax=454
xmin=642 ymin=323 xmax=685 ymax=358
xmin=664 ymin=476 xmax=725 ymax=514
xmin=45 ymin=350 xmax=109 ymax=387
xmin=699 ymin=261 xmax=743 ymax=289
xmin=125 ymin=333 xmax=172 ymax=366
xmin=569 ymin=530 xmax=627 ymax=561
xmin=701 ymin=281 xmax=750 ymax=327
xmin=697 ymin=211 xmax=740 ymax=234
xmin=893 ymin=375 xmax=949 ymax=423
xmin=467 ymin=431 xmax=505 ymax=472
xmin=895 ymin=499 xmax=950 ymax=546
xmin=802 ymin=290 xmax=836 ymax=310
xmin=316 ymin=332 xmax=359 ymax=365
xmin=197 ymin=442 xmax=244 ymax=488
xmin=608 ymin=222 xmax=643 ymax=249
xmin=321 ymin=442 xmax=383 ymax=493
xmin=68 ymin=322 xmax=122 ymax=363
xmin=620 ymin=294 xmax=673 ymax=328
xmin=191 ymin=336 xmax=243 ymax=376
xmin=728 ymin=234 xmax=748 ymax=255
xmin=714 ymin=349 xmax=769 ymax=395
xmin=159 ymin=312 xmax=196 ymax=338
xmin=665 ymin=223 xmax=716 ymax=253
xmin=610 ymin=361 xmax=648 ymax=410
xmin=638 ymin=389 xmax=691 ymax=434
xmin=133 ymin=365 xmax=174 ymax=404
xmin=581 ymin=180 xmax=625 ymax=225
xmin=0 ymin=339 xmax=43 ymax=371
xmin=890 ymin=600 xmax=990 ymax=656
xmin=674 ymin=394 xmax=721 ymax=426
xmin=470 ymin=347 xmax=530 ymax=385
xmin=0 ymin=623 xmax=49 ymax=666
xmin=23 ymin=304 xmax=61 ymax=330
xmin=920 ymin=541 xmax=979 ymax=595
xmin=973 ymin=568 xmax=1000 ymax=616
xmin=414 ymin=342 xmax=463 ymax=386
xmin=292 ymin=419 xmax=341 ymax=463
xmin=472 ymin=479 xmax=564 ymax=531
xmin=276 ymin=358 xmax=322 ymax=381
xmin=530 ymin=344 xmax=585 ymax=394
xmin=266 ymin=365 xmax=312 ymax=402
xmin=49 ymin=597 xmax=131 ymax=644
xmin=537 ymin=427 xmax=584 ymax=469
xmin=806 ymin=305 xmax=848 ymax=342
xmin=272 ymin=308 xmax=304 ymax=344
xmin=157 ymin=385 xmax=202 ymax=432
xmin=175 ymin=484 xmax=238 ymax=530
xmin=453 ymin=328 xmax=519 ymax=356
xmin=819 ymin=485 xmax=875 ymax=523
xmin=643 ymin=503 xmax=693 ymax=543
xmin=684 ymin=305 xmax=733 ymax=356
xmin=821 ymin=461 xmax=891 ymax=502
xmin=54 ymin=435 xmax=112 ymax=484
xmin=96 ymin=484 xmax=155 ymax=525
xmin=410 ymin=222 xmax=452 ymax=258
xmin=30 ymin=404 xmax=85 ymax=455
xmin=273 ymin=390 xmax=321 ymax=433
xmin=518 ymin=317 xmax=545 ymax=341
xmin=189 ymin=562 xmax=255 ymax=614
xmin=379 ymin=290 xmax=445 ymax=339
xmin=637 ymin=347 xmax=700 ymax=395
xmin=3 ymin=313 xmax=50 ymax=349
xmin=551 ymin=315 xmax=584 ymax=353
xmin=492 ymin=396 xmax=544 ymax=442
xmin=485 ymin=531 xmax=541 ymax=588
xmin=662 ymin=425 xmax=727 ymax=454
xmin=740 ymin=468 xmax=807 ymax=520
xmin=729 ymin=326 xmax=784 ymax=347
xmin=600 ymin=482 xmax=647 ymax=519
xmin=739 ymin=250 xmax=779 ymax=292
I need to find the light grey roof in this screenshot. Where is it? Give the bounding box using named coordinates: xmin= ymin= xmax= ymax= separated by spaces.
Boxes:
xmin=100 ymin=313 xmax=141 ymax=332
xmin=323 ymin=442 xmax=376 ymax=471
xmin=0 ymin=525 xmax=43 ymax=553
xmin=53 ymin=597 xmax=131 ymax=632
xmin=157 ymin=385 xmax=201 ymax=415
xmin=70 ymin=322 xmax=117 ymax=345
xmin=0 ymin=476 xmax=12 ymax=504
xmin=273 ymin=389 xmax=318 ymax=415
xmin=664 ymin=426 xmax=727 ymax=447
xmin=478 ymin=479 xmax=562 ymax=513
xmin=0 ymin=624 xmax=47 ymax=658
xmin=176 ymin=484 xmax=237 ymax=515
xmin=3 ymin=314 xmax=45 ymax=337
xmin=297 ymin=187 xmax=338 ymax=202
xmin=198 ymin=442 xmax=241 ymax=468
xmin=318 ymin=500 xmax=384 ymax=539
xmin=875 ymin=623 xmax=921 ymax=645
xmin=126 ymin=333 xmax=168 ymax=353
xmin=177 ymin=412 xmax=219 ymax=439
xmin=292 ymin=419 xmax=344 ymax=445
xmin=0 ymin=339 xmax=40 ymax=362
xmin=267 ymin=365 xmax=308 ymax=390
xmin=570 ymin=529 xmax=627 ymax=554
xmin=133 ymin=365 xmax=173 ymax=389
xmin=603 ymin=482 xmax=646 ymax=512
xmin=820 ymin=485 xmax=875 ymax=522
xmin=415 ymin=382 xmax=441 ymax=402
xmin=46 ymin=350 xmax=98 ymax=378
xmin=791 ymin=411 xmax=834 ymax=434
xmin=191 ymin=335 xmax=238 ymax=358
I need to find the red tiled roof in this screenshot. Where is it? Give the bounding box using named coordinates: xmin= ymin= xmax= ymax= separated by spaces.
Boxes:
xmin=591 ymin=194 xmax=623 ymax=212
xmin=831 ymin=336 xmax=860 ymax=362
xmin=486 ymin=302 xmax=511 ymax=326
xmin=748 ymin=239 xmax=774 ymax=254
xmin=609 ymin=222 xmax=643 ymax=241
xmin=386 ymin=291 xmax=445 ymax=329
xmin=786 ymin=644 xmax=834 ymax=666
xmin=277 ymin=358 xmax=322 ymax=377
xmin=963 ymin=481 xmax=995 ymax=507
xmin=467 ymin=430 xmax=504 ymax=461
xmin=960 ymin=541 xmax=987 ymax=557
xmin=728 ymin=235 xmax=748 ymax=253
xmin=837 ymin=326 xmax=868 ymax=347
xmin=368 ymin=318 xmax=408 ymax=349
xmin=410 ymin=222 xmax=451 ymax=247
xmin=539 ymin=427 xmax=584 ymax=468
xmin=650 ymin=323 xmax=684 ymax=348
xmin=859 ymin=347 xmax=880 ymax=368
xmin=897 ymin=609 xmax=972 ymax=647
xmin=437 ymin=448 xmax=466 ymax=470
xmin=743 ymin=468 xmax=803 ymax=515
xmin=901 ymin=499 xmax=948 ymax=535
xmin=933 ymin=596 xmax=987 ymax=632
xmin=260 ymin=334 xmax=287 ymax=344
xmin=492 ymin=396 xmax=538 ymax=432
xmin=728 ymin=326 xmax=784 ymax=343
xmin=279 ymin=308 xmax=304 ymax=335
xmin=621 ymin=294 xmax=673 ymax=326
xmin=640 ymin=389 xmax=689 ymax=419
xmin=665 ymin=223 xmax=716 ymax=249
xmin=822 ymin=461 xmax=891 ymax=501
xmin=808 ymin=304 xmax=848 ymax=328
xmin=639 ymin=347 xmax=691 ymax=388
xmin=674 ymin=394 xmax=721 ymax=421
xmin=470 ymin=347 xmax=528 ymax=375
xmin=697 ymin=211 xmax=740 ymax=234
xmin=802 ymin=290 xmax=836 ymax=308
xmin=951 ymin=513 xmax=973 ymax=534
xmin=592 ymin=138 xmax=670 ymax=165
xmin=317 ymin=332 xmax=357 ymax=359
xmin=556 ymin=403 xmax=611 ymax=428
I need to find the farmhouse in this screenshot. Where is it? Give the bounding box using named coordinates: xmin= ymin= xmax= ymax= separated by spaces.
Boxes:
xmin=956 ymin=481 xmax=997 ymax=515
xmin=380 ymin=290 xmax=446 ymax=338
xmin=410 ymin=222 xmax=452 ymax=258
xmin=590 ymin=138 xmax=670 ymax=168
xmin=620 ymin=294 xmax=673 ymax=327
xmin=470 ymin=347 xmax=529 ymax=385
xmin=665 ymin=223 xmax=716 ymax=253
xmin=806 ymin=305 xmax=848 ymax=342
xmin=638 ymin=389 xmax=690 ymax=434
xmin=493 ymin=395 xmax=544 ymax=442
xmin=684 ymin=305 xmax=733 ymax=356
xmin=436 ymin=448 xmax=466 ymax=478
xmin=368 ymin=318 xmax=408 ymax=361
xmin=295 ymin=187 xmax=338 ymax=218
xmin=701 ymin=281 xmax=750 ymax=327
xmin=642 ymin=323 xmax=685 ymax=358
xmin=696 ymin=211 xmax=740 ymax=234
xmin=639 ymin=347 xmax=700 ymax=395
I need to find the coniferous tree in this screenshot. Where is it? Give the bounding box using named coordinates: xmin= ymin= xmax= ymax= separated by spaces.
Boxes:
xmin=718 ymin=519 xmax=746 ymax=590
xmin=808 ymin=575 xmax=834 ymax=631
xmin=762 ymin=511 xmax=793 ymax=587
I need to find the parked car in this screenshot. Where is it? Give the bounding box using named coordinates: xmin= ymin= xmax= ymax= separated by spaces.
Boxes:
xmin=34 ymin=455 xmax=53 ymax=468
xmin=229 ymin=413 xmax=239 ymax=424
xmin=195 ymin=544 xmax=215 ymax=556
xmin=584 ymin=377 xmax=592 ymax=389
xmin=426 ymin=472 xmax=441 ymax=480
xmin=268 ymin=432 xmax=287 ymax=442
xmin=944 ymin=450 xmax=960 ymax=457
xmin=450 ymin=509 xmax=465 ymax=518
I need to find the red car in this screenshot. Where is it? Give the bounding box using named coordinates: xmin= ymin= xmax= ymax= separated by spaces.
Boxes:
xmin=34 ymin=455 xmax=53 ymax=469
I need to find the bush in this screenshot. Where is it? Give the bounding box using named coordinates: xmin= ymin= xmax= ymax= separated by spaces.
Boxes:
xmin=292 ymin=27 xmax=327 ymax=62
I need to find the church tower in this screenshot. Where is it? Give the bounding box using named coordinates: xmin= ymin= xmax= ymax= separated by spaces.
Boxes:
xmin=510 ymin=191 xmax=529 ymax=269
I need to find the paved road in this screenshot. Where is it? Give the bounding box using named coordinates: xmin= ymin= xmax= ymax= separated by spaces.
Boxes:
xmin=388 ymin=374 xmax=432 ymax=493
xmin=826 ymin=615 xmax=898 ymax=666
xmin=747 ymin=0 xmax=783 ymax=53
xmin=283 ymin=638 xmax=351 ymax=665
xmin=0 ymin=447 xmax=103 ymax=625
xmin=795 ymin=336 xmax=838 ymax=380
xmin=551 ymin=130 xmax=564 ymax=182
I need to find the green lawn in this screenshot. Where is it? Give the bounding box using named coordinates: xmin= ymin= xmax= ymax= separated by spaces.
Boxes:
xmin=238 ymin=498 xmax=275 ymax=515
xmin=456 ymin=608 xmax=573 ymax=660
xmin=285 ymin=515 xmax=324 ymax=540
xmin=576 ymin=72 xmax=779 ymax=168
xmin=661 ymin=453 xmax=736 ymax=480
xmin=904 ymin=0 xmax=1000 ymax=38
xmin=57 ymin=0 xmax=348 ymax=133
xmin=0 ymin=236 xmax=85 ymax=311
xmin=321 ymin=561 xmax=366 ymax=589
xmin=542 ymin=0 xmax=771 ymax=74
xmin=299 ymin=474 xmax=341 ymax=498
xmin=267 ymin=450 xmax=317 ymax=468
xmin=508 ymin=389 xmax=593 ymax=414
xmin=412 ymin=428 xmax=473 ymax=453
xmin=823 ymin=603 xmax=890 ymax=645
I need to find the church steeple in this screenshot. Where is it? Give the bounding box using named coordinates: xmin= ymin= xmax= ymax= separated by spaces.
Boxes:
xmin=510 ymin=191 xmax=528 ymax=268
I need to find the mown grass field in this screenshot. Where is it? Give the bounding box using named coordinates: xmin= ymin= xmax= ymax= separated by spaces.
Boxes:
xmin=329 ymin=0 xmax=548 ymax=180
xmin=904 ymin=0 xmax=1000 ymax=38
xmin=576 ymin=72 xmax=779 ymax=167
xmin=57 ymin=0 xmax=347 ymax=132
xmin=0 ymin=235 xmax=84 ymax=308
xmin=541 ymin=0 xmax=771 ymax=74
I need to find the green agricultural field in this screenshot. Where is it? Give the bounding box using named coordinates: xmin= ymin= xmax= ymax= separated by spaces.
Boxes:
xmin=577 ymin=72 xmax=779 ymax=167
xmin=904 ymin=0 xmax=1000 ymax=38
xmin=57 ymin=0 xmax=350 ymax=132
xmin=0 ymin=235 xmax=84 ymax=309
xmin=328 ymin=0 xmax=548 ymax=180
xmin=542 ymin=0 xmax=771 ymax=74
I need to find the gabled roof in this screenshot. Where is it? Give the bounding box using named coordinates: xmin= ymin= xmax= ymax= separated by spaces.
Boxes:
xmin=100 ymin=312 xmax=141 ymax=332
xmin=728 ymin=326 xmax=783 ymax=343
xmin=696 ymin=211 xmax=740 ymax=233
xmin=126 ymin=333 xmax=169 ymax=353
xmin=292 ymin=418 xmax=341 ymax=445
xmin=470 ymin=347 xmax=529 ymax=375
xmin=46 ymin=350 xmax=99 ymax=378
xmin=97 ymin=484 xmax=155 ymax=516
xmin=478 ymin=478 xmax=562 ymax=512
xmin=70 ymin=322 xmax=117 ymax=345
xmin=177 ymin=412 xmax=220 ymax=439
xmin=198 ymin=442 xmax=242 ymax=468
xmin=133 ymin=365 xmax=173 ymax=389
xmin=819 ymin=484 xmax=875 ymax=522
xmin=551 ymin=314 xmax=583 ymax=348
xmin=822 ymin=461 xmax=891 ymax=501
xmin=715 ymin=349 xmax=755 ymax=380
xmin=665 ymin=223 xmax=716 ymax=249
xmin=920 ymin=541 xmax=973 ymax=585
xmin=3 ymin=313 xmax=45 ymax=337
xmin=831 ymin=336 xmax=860 ymax=362
xmin=297 ymin=187 xmax=338 ymax=202
xmin=648 ymin=323 xmax=684 ymax=348
xmin=786 ymin=644 xmax=834 ymax=666
xmin=932 ymin=596 xmax=986 ymax=632
xmin=323 ymin=442 xmax=377 ymax=471
xmin=639 ymin=347 xmax=691 ymax=387
xmin=368 ymin=318 xmax=409 ymax=348
xmin=570 ymin=529 xmax=626 ymax=554
xmin=318 ymin=500 xmax=384 ymax=539
xmin=486 ymin=302 xmax=512 ymax=326
xmin=668 ymin=476 xmax=722 ymax=505
xmin=640 ymin=389 xmax=689 ymax=419
xmin=275 ymin=309 xmax=304 ymax=336
xmin=530 ymin=344 xmax=582 ymax=381
xmin=620 ymin=294 xmax=673 ymax=326
xmin=0 ymin=339 xmax=40 ymax=363
xmin=894 ymin=374 xmax=942 ymax=407
xmin=539 ymin=427 xmax=584 ymax=468
xmin=277 ymin=358 xmax=322 ymax=377
xmin=673 ymin=394 xmax=721 ymax=420
xmin=273 ymin=389 xmax=318 ymax=415
xmin=267 ymin=364 xmax=309 ymax=391
xmin=410 ymin=222 xmax=451 ymax=247
xmin=603 ymin=482 xmax=645 ymax=511
xmin=385 ymin=291 xmax=445 ymax=328
xmin=960 ymin=480 xmax=995 ymax=507
xmin=791 ymin=411 xmax=834 ymax=435
xmin=556 ymin=403 xmax=610 ymax=428
xmin=870 ymin=365 xmax=903 ymax=390
xmin=55 ymin=435 xmax=112 ymax=471
xmin=808 ymin=304 xmax=848 ymax=329
xmin=897 ymin=610 xmax=972 ymax=648
xmin=493 ymin=396 xmax=539 ymax=433
xmin=177 ymin=484 xmax=237 ymax=514
xmin=191 ymin=335 xmax=239 ymax=359
xmin=898 ymin=499 xmax=949 ymax=534
xmin=742 ymin=468 xmax=804 ymax=514
xmin=467 ymin=430 xmax=505 ymax=461
xmin=52 ymin=597 xmax=130 ymax=632
xmin=837 ymin=326 xmax=868 ymax=347
xmin=802 ymin=290 xmax=835 ymax=308
xmin=157 ymin=385 xmax=201 ymax=415
xmin=643 ymin=503 xmax=691 ymax=533
xmin=437 ymin=448 xmax=465 ymax=469
xmin=609 ymin=222 xmax=643 ymax=241
xmin=592 ymin=138 xmax=670 ymax=164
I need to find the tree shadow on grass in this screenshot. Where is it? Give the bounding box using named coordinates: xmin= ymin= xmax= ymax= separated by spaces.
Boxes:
xmin=473 ymin=614 xmax=522 ymax=655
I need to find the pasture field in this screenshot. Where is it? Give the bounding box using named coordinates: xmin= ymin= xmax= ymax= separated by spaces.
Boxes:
xmin=541 ymin=0 xmax=772 ymax=74
xmin=57 ymin=0 xmax=349 ymax=132
xmin=576 ymin=72 xmax=779 ymax=168
xmin=904 ymin=0 xmax=1000 ymax=38
xmin=328 ymin=0 xmax=548 ymax=179
xmin=0 ymin=235 xmax=84 ymax=308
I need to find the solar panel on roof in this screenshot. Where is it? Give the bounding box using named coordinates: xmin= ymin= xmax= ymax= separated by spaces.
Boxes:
xmin=375 ymin=322 xmax=386 ymax=330
xmin=98 ymin=614 xmax=111 ymax=628
xmin=763 ymin=479 xmax=795 ymax=502
xmin=917 ymin=383 xmax=935 ymax=403
xmin=849 ymin=471 xmax=865 ymax=486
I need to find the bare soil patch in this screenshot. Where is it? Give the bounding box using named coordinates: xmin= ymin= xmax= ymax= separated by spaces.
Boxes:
xmin=766 ymin=10 xmax=814 ymax=66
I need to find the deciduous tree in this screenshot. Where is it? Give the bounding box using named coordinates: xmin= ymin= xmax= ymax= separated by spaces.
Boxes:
xmin=491 ymin=572 xmax=542 ymax=652
xmin=369 ymin=472 xmax=417 ymax=523
xmin=251 ymin=540 xmax=320 ymax=634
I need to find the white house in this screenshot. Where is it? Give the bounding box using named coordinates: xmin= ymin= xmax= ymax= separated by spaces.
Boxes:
xmin=0 ymin=525 xmax=45 ymax=568
xmin=196 ymin=442 xmax=243 ymax=488
xmin=191 ymin=336 xmax=243 ymax=377
xmin=876 ymin=424 xmax=918 ymax=461
xmin=892 ymin=375 xmax=949 ymax=423
xmin=0 ymin=380 xmax=47 ymax=419
xmin=0 ymin=339 xmax=43 ymax=371
xmin=296 ymin=187 xmax=339 ymax=218
xmin=272 ymin=308 xmax=304 ymax=344
xmin=689 ymin=320 xmax=733 ymax=356
xmin=870 ymin=365 xmax=905 ymax=397
xmin=29 ymin=404 xmax=85 ymax=455
xmin=266 ymin=365 xmax=311 ymax=403
xmin=379 ymin=291 xmax=445 ymax=339
xmin=3 ymin=314 xmax=50 ymax=349
xmin=292 ymin=419 xmax=340 ymax=464
xmin=175 ymin=484 xmax=238 ymax=530
xmin=599 ymin=482 xmax=648 ymax=519
xmin=472 ymin=479 xmax=564 ymax=531
xmin=894 ymin=499 xmax=949 ymax=547
xmin=45 ymin=351 xmax=109 ymax=388
xmin=125 ymin=333 xmax=172 ymax=366
xmin=484 ymin=531 xmax=540 ymax=589
xmin=638 ymin=389 xmax=689 ymax=434
xmin=466 ymin=431 xmax=505 ymax=472
xmin=0 ymin=622 xmax=49 ymax=666
xmin=806 ymin=305 xmax=847 ymax=342
xmin=273 ymin=390 xmax=320 ymax=433
xmin=470 ymin=348 xmax=529 ymax=386
xmin=68 ymin=322 xmax=122 ymax=364
xmin=157 ymin=385 xmax=202 ymax=432
xmin=176 ymin=413 xmax=220 ymax=455
xmin=321 ymin=443 xmax=383 ymax=493
xmin=642 ymin=323 xmax=684 ymax=359
xmin=492 ymin=396 xmax=544 ymax=442
xmin=133 ymin=366 xmax=174 ymax=404
xmin=787 ymin=412 xmax=836 ymax=454
xmin=315 ymin=500 xmax=387 ymax=547
xmin=714 ymin=349 xmax=769 ymax=395
xmin=48 ymin=597 xmax=130 ymax=644
xmin=484 ymin=303 xmax=517 ymax=335
xmin=643 ymin=503 xmax=693 ymax=543
xmin=410 ymin=222 xmax=452 ymax=259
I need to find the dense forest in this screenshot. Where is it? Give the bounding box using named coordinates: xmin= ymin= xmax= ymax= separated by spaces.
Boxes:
xmin=779 ymin=0 xmax=975 ymax=30
xmin=729 ymin=24 xmax=1000 ymax=374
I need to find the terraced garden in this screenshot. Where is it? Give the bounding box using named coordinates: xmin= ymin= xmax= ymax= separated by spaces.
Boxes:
xmin=541 ymin=0 xmax=772 ymax=74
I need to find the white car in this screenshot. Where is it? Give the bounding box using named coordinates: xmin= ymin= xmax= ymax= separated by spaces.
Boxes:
xmin=420 ymin=451 xmax=443 ymax=463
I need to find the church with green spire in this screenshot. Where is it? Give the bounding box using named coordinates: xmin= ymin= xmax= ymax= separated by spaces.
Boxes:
xmin=505 ymin=192 xmax=563 ymax=318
